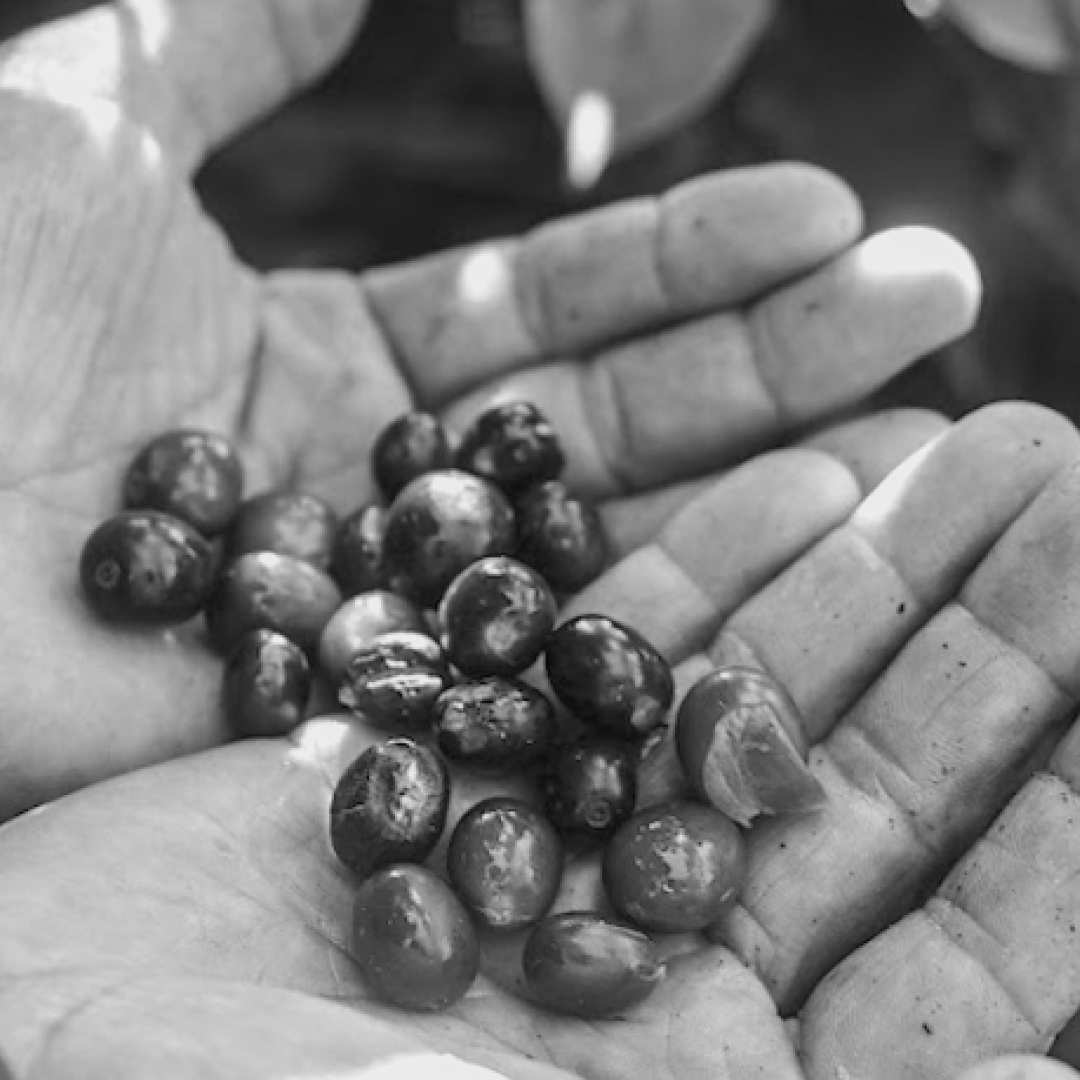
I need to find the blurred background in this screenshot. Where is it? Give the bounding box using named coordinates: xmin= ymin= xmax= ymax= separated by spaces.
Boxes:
xmin=7 ymin=0 xmax=1080 ymax=425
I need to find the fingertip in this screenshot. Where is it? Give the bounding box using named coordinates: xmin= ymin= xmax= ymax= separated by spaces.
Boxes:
xmin=954 ymin=1056 xmax=1080 ymax=1080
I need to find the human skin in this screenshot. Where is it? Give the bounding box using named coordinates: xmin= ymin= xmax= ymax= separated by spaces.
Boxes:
xmin=0 ymin=4 xmax=1075 ymax=1080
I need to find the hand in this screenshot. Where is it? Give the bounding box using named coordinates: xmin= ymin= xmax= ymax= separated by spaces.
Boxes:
xmin=0 ymin=0 xmax=972 ymax=821
xmin=1 ymin=4 xmax=1054 ymax=1080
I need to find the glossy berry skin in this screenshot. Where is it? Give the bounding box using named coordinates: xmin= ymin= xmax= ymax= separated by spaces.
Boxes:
xmin=522 ymin=912 xmax=665 ymax=1019
xmin=433 ymin=677 xmax=557 ymax=776
xmin=330 ymin=504 xmax=388 ymax=596
xmin=515 ymin=480 xmax=608 ymax=595
xmin=438 ymin=556 xmax=556 ymax=678
xmin=545 ymin=615 xmax=674 ymax=739
xmin=455 ymin=402 xmax=565 ymax=494
xmin=318 ymin=590 xmax=430 ymax=688
xmin=447 ymin=797 xmax=563 ymax=931
xmin=382 ymin=469 xmax=516 ymax=608
xmin=351 ymin=864 xmax=479 ymax=1012
xmin=228 ymin=491 xmax=338 ymax=571
xmin=122 ymin=429 xmax=244 ymax=537
xmin=330 ymin=738 xmax=450 ymax=880
xmin=541 ymin=735 xmax=638 ymax=839
xmin=602 ymin=800 xmax=746 ymax=933
xmin=337 ymin=631 xmax=451 ymax=731
xmin=223 ymin=629 xmax=311 ymax=738
xmin=205 ymin=551 xmax=342 ymax=656
xmin=371 ymin=411 xmax=454 ymax=502
xmin=80 ymin=511 xmax=218 ymax=627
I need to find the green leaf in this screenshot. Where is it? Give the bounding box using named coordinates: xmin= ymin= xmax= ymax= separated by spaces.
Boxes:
xmin=524 ymin=0 xmax=776 ymax=186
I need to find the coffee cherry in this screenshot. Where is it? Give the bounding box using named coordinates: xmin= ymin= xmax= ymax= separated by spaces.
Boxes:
xmin=447 ymin=797 xmax=563 ymax=931
xmin=522 ymin=913 xmax=665 ymax=1018
xmin=545 ymin=615 xmax=674 ymax=739
xmin=372 ymin=411 xmax=454 ymax=502
xmin=80 ymin=511 xmax=218 ymax=626
xmin=205 ymin=551 xmax=342 ymax=656
xmin=222 ymin=629 xmax=311 ymax=738
xmin=122 ymin=429 xmax=244 ymax=536
xmin=602 ymin=800 xmax=746 ymax=933
xmin=382 ymin=469 xmax=516 ymax=608
xmin=439 ymin=556 xmax=556 ymax=678
xmin=541 ymin=735 xmax=637 ymax=839
xmin=228 ymin=491 xmax=338 ymax=571
xmin=515 ymin=480 xmax=608 ymax=595
xmin=330 ymin=504 xmax=388 ymax=596
xmin=351 ymin=864 xmax=478 ymax=1011
xmin=337 ymin=631 xmax=451 ymax=731
xmin=432 ymin=677 xmax=557 ymax=775
xmin=330 ymin=737 xmax=450 ymax=880
xmin=456 ymin=402 xmax=565 ymax=494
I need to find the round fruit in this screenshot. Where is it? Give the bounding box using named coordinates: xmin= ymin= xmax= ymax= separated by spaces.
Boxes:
xmin=351 ymin=863 xmax=479 ymax=1011
xmin=602 ymin=800 xmax=746 ymax=933
xmin=222 ymin=629 xmax=311 ymax=738
xmin=80 ymin=510 xmax=218 ymax=626
xmin=371 ymin=411 xmax=454 ymax=502
xmin=204 ymin=551 xmax=342 ymax=655
xmin=329 ymin=737 xmax=450 ymax=879
xmin=447 ymin=797 xmax=563 ymax=930
xmin=541 ymin=735 xmax=637 ymax=839
xmin=337 ymin=631 xmax=451 ymax=730
xmin=676 ymin=666 xmax=824 ymax=827
xmin=432 ymin=678 xmax=557 ymax=775
xmin=455 ymin=402 xmax=565 ymax=494
xmin=330 ymin=504 xmax=388 ymax=596
xmin=318 ymin=590 xmax=430 ymax=687
xmin=228 ymin=491 xmax=338 ymax=571
xmin=382 ymin=469 xmax=516 ymax=608
xmin=515 ymin=480 xmax=608 ymax=594
xmin=122 ymin=429 xmax=244 ymax=536
xmin=439 ymin=556 xmax=556 ymax=678
xmin=522 ymin=912 xmax=665 ymax=1018
xmin=544 ymin=615 xmax=674 ymax=739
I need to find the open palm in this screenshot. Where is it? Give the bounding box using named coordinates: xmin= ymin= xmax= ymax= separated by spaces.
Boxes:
xmin=2 ymin=3 xmax=1070 ymax=1080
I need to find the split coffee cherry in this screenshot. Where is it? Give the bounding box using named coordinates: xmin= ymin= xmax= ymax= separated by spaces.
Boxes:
xmin=432 ymin=677 xmax=557 ymax=775
xmin=371 ymin=411 xmax=454 ymax=502
xmin=205 ymin=551 xmax=342 ymax=656
xmin=351 ymin=864 xmax=479 ymax=1012
xmin=522 ymin=912 xmax=665 ymax=1019
xmin=446 ymin=797 xmax=563 ymax=931
xmin=602 ymin=800 xmax=746 ymax=934
xmin=330 ymin=504 xmax=388 ymax=597
xmin=455 ymin=402 xmax=565 ymax=494
xmin=227 ymin=491 xmax=338 ymax=571
xmin=318 ymin=590 xmax=431 ymax=688
xmin=329 ymin=737 xmax=450 ymax=880
xmin=545 ymin=615 xmax=674 ymax=739
xmin=382 ymin=469 xmax=516 ymax=608
xmin=337 ymin=631 xmax=451 ymax=731
xmin=80 ymin=510 xmax=218 ymax=627
xmin=122 ymin=429 xmax=244 ymax=537
xmin=223 ymin=629 xmax=311 ymax=738
xmin=541 ymin=735 xmax=638 ymax=840
xmin=515 ymin=480 xmax=608 ymax=595
xmin=438 ymin=556 xmax=556 ymax=678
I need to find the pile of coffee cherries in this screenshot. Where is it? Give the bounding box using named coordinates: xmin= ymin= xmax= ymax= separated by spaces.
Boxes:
xmin=79 ymin=403 xmax=825 ymax=1018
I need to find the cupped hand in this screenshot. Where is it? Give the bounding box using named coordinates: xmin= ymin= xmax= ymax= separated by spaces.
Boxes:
xmin=0 ymin=0 xmax=974 ymax=820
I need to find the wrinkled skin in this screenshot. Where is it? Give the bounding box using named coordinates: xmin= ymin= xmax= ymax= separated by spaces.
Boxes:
xmin=0 ymin=4 xmax=1076 ymax=1080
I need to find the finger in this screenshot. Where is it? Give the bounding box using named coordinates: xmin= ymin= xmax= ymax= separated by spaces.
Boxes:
xmin=437 ymin=226 xmax=978 ymax=499
xmin=365 ymin=163 xmax=863 ymax=407
xmin=600 ymin=408 xmax=950 ymax=557
xmin=0 ymin=0 xmax=369 ymax=172
xmin=713 ymin=402 xmax=1080 ymax=744
xmin=713 ymin=444 xmax=1080 ymax=1015
xmin=956 ymin=1060 xmax=1080 ymax=1080
xmin=798 ymin=714 xmax=1080 ymax=1080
